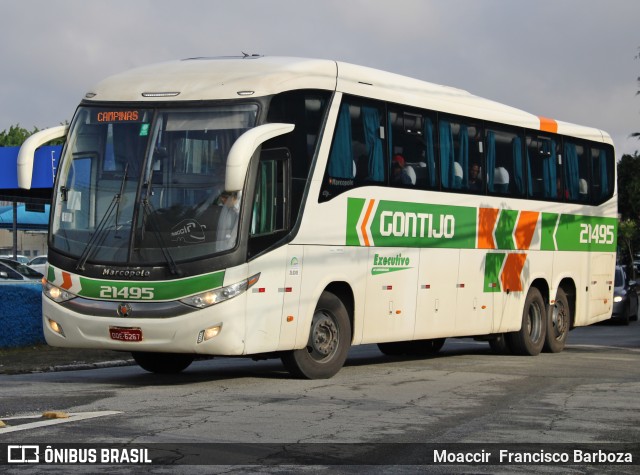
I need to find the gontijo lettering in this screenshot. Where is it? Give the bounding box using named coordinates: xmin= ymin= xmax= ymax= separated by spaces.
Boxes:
xmin=380 ymin=211 xmax=455 ymax=239
xmin=346 ymin=198 xmax=476 ymax=249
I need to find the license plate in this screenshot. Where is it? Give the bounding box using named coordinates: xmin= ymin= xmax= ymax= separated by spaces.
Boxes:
xmin=109 ymin=327 xmax=143 ymax=342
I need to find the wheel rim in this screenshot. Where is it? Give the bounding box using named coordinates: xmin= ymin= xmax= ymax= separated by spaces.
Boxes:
xmin=307 ymin=309 xmax=339 ymax=362
xmin=551 ymin=299 xmax=568 ymax=341
xmin=527 ymin=301 xmax=543 ymax=343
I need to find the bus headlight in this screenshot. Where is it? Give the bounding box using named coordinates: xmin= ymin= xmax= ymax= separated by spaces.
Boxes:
xmin=43 ymin=280 xmax=76 ymax=303
xmin=180 ymin=273 xmax=260 ymax=309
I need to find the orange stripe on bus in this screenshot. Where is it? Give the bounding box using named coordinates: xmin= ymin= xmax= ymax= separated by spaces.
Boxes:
xmin=478 ymin=208 xmax=499 ymax=249
xmin=514 ymin=211 xmax=539 ymax=250
xmin=360 ymin=199 xmax=376 ymax=247
xmin=61 ymin=271 xmax=73 ymax=290
xmin=501 ymin=253 xmax=527 ymax=292
xmin=539 ymin=116 xmax=558 ymax=134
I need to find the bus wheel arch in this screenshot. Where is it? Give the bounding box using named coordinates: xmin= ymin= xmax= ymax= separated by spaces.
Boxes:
xmin=544 ymin=279 xmax=575 ymax=353
xmin=281 ymin=285 xmax=353 ymax=379
xmin=506 ymin=281 xmax=548 ymax=356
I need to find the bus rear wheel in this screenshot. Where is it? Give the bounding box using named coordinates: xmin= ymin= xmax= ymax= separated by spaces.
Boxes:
xmin=506 ymin=287 xmax=547 ymax=356
xmin=281 ymin=291 xmax=351 ymax=379
xmin=132 ymin=352 xmax=194 ymax=374
xmin=544 ymin=288 xmax=570 ymax=353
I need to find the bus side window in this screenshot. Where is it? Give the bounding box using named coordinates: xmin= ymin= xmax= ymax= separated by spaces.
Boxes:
xmin=388 ymin=109 xmax=438 ymax=189
xmin=439 ymin=119 xmax=482 ymax=192
xmin=267 ymin=90 xmax=331 ymax=223
xmin=320 ymin=99 xmax=386 ymax=202
xmin=590 ymin=146 xmax=613 ymax=204
xmin=250 ymin=149 xmax=289 ymax=237
xmin=485 ymin=127 xmax=525 ymax=197
xmin=526 ymin=136 xmax=558 ymax=200
xmin=563 ymin=140 xmax=589 ymax=203
xmin=248 ymin=148 xmax=290 ymax=258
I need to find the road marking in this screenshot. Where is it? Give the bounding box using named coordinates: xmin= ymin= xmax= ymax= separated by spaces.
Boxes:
xmin=0 ymin=411 xmax=121 ymax=433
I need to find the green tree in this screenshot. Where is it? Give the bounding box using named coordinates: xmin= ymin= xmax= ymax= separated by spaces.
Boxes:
xmin=0 ymin=124 xmax=39 ymax=146
xmin=618 ymin=219 xmax=638 ymax=278
xmin=0 ymin=123 xmax=66 ymax=147
xmin=617 ymin=153 xmax=640 ymax=221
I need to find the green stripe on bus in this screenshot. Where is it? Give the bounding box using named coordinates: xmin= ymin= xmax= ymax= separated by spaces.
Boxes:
xmin=540 ymin=213 xmax=559 ymax=251
xmin=67 ymin=271 xmax=225 ymax=301
xmin=347 ymin=198 xmax=477 ymax=249
xmin=346 ymin=197 xmax=366 ymax=246
xmin=494 ymin=210 xmax=518 ymax=250
xmin=483 ymin=253 xmax=505 ymax=293
xmin=346 ymin=198 xmax=617 ymax=253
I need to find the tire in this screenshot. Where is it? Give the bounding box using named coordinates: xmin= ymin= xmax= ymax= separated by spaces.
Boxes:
xmin=407 ymin=338 xmax=446 ymax=356
xmin=281 ymin=291 xmax=351 ymax=379
xmin=621 ymin=305 xmax=630 ymax=326
xmin=132 ymin=352 xmax=194 ymax=374
xmin=377 ymin=342 xmax=407 ymax=356
xmin=378 ymin=338 xmax=445 ymax=356
xmin=544 ymin=288 xmax=570 ymax=353
xmin=488 ymin=334 xmax=511 ymax=354
xmin=505 ymin=287 xmax=547 ymax=356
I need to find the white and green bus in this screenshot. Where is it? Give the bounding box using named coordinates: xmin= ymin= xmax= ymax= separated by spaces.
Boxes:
xmin=18 ymin=56 xmax=617 ymax=378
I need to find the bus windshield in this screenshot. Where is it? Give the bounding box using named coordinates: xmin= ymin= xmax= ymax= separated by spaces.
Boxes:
xmin=51 ymin=104 xmax=258 ymax=266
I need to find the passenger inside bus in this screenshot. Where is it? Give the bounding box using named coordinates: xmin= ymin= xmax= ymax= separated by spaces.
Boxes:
xmin=468 ymin=162 xmax=483 ymax=191
xmin=391 ymin=154 xmax=416 ymax=186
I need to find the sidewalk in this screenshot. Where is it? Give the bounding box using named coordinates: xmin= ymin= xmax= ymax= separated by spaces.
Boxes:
xmin=0 ymin=345 xmax=133 ymax=375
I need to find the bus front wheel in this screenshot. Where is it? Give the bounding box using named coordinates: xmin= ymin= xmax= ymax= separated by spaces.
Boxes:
xmin=506 ymin=287 xmax=547 ymax=356
xmin=281 ymin=291 xmax=351 ymax=379
xmin=132 ymin=352 xmax=194 ymax=374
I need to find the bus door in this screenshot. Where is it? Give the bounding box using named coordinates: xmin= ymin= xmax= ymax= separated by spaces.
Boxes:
xmin=245 ymin=148 xmax=293 ymax=353
xmin=362 ymin=247 xmax=419 ymax=343
xmin=414 ymin=249 xmax=459 ymax=338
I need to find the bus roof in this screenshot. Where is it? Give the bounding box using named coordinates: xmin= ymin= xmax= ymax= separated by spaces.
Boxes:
xmin=85 ymin=56 xmax=612 ymax=145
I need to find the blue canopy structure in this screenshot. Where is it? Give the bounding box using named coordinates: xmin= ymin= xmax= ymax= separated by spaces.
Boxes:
xmin=0 ymin=145 xmax=62 ymax=203
xmin=0 ymin=204 xmax=50 ymax=230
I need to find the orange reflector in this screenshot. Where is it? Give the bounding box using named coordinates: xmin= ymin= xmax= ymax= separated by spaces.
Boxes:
xmin=286 ymin=316 xmax=294 ymax=322
xmin=481 ymin=305 xmax=487 ymax=310
xmin=395 ymin=310 xmax=401 ymax=315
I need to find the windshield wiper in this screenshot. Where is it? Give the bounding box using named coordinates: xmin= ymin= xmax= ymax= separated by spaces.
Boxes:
xmin=76 ymin=165 xmax=128 ymax=272
xmin=141 ymin=198 xmax=181 ymax=276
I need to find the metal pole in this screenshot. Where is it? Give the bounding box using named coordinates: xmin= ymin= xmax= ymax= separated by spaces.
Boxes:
xmin=12 ymin=201 xmax=18 ymax=259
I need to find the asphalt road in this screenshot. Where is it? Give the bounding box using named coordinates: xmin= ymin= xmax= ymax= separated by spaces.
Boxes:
xmin=0 ymin=319 xmax=639 ymax=474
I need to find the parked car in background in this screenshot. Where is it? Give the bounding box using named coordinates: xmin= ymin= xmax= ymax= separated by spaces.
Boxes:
xmin=28 ymin=255 xmax=48 ymax=274
xmin=0 ymin=258 xmax=43 ymax=282
xmin=612 ymin=265 xmax=639 ymax=325
xmin=0 ymin=254 xmax=30 ymax=265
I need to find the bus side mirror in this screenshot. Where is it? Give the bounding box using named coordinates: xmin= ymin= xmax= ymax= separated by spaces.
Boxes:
xmin=17 ymin=125 xmax=69 ymax=189
xmin=225 ymin=123 xmax=294 ymax=192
